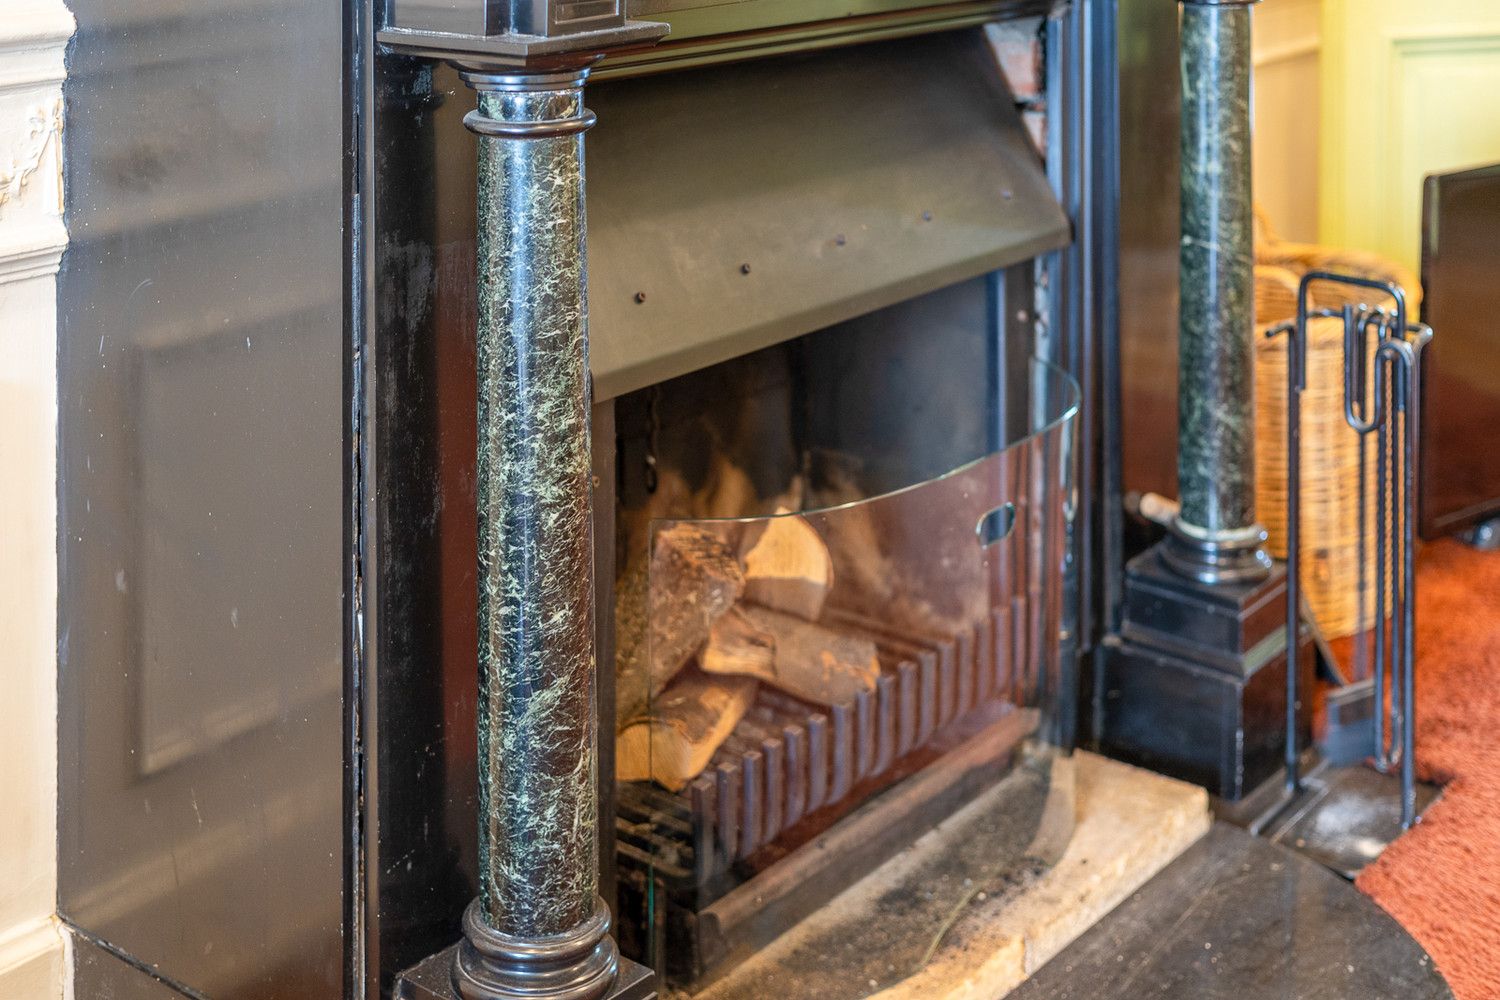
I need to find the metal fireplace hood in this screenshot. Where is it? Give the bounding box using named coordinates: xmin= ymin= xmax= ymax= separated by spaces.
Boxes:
xmin=585 ymin=29 xmax=1070 ymax=401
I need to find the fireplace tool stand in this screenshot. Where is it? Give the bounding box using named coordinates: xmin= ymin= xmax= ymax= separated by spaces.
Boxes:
xmin=1235 ymin=272 xmax=1437 ymax=878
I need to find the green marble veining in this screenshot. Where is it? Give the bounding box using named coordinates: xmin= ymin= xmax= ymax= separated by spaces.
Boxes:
xmin=474 ymin=81 xmax=599 ymax=940
xmin=1178 ymin=2 xmax=1258 ymax=538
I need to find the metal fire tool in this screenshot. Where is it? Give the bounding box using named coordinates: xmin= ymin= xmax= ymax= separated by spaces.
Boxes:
xmin=1267 ymin=271 xmax=1434 ymax=839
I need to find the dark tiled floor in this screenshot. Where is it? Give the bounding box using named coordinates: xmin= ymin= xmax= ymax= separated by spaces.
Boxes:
xmin=1011 ymin=822 xmax=1451 ymax=1000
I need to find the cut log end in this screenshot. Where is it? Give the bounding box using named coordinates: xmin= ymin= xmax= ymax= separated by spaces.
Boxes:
xmin=647 ymin=522 xmax=745 ymax=677
xmin=616 ymin=670 xmax=758 ymax=792
xmin=741 ymin=514 xmax=834 ymax=621
xmin=701 ymin=606 xmax=776 ymax=680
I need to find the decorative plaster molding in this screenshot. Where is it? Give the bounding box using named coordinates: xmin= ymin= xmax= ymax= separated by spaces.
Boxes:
xmin=0 ymin=97 xmax=63 ymax=212
xmin=0 ymin=4 xmax=75 ymax=93
xmin=0 ymin=6 xmax=72 ymax=1000
xmin=0 ymin=4 xmax=76 ymax=46
xmin=1 ymin=3 xmax=69 ymax=281
xmin=0 ymin=90 xmax=67 ymax=282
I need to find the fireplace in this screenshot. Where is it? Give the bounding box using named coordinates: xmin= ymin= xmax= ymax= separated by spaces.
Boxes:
xmin=606 ymin=302 xmax=1079 ymax=987
xmin=371 ymin=5 xmax=1096 ymax=999
xmin=576 ymin=27 xmax=1080 ymax=990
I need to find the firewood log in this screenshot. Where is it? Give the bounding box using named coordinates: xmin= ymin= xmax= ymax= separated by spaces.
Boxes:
xmin=700 ymin=606 xmax=777 ymax=679
xmin=741 ymin=514 xmax=834 ymax=621
xmin=695 ymin=451 xmax=759 ymax=522
xmin=701 ymin=604 xmax=880 ymax=707
xmin=616 ymin=670 xmax=758 ymax=792
xmin=614 ymin=522 xmax=745 ymax=727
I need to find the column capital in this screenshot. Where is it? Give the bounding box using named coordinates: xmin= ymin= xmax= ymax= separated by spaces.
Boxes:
xmin=458 ymin=65 xmax=598 ymax=140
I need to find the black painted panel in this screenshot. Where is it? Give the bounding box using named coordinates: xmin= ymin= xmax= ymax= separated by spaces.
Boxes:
xmin=56 ymin=0 xmax=347 ymax=996
xmin=1117 ymin=0 xmax=1181 ymax=515
xmin=72 ymin=934 xmax=195 ymax=1000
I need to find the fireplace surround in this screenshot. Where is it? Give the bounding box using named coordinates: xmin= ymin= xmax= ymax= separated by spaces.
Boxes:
xmin=55 ymin=0 xmax=1417 ymax=992
xmin=50 ymin=0 xmax=1122 ymax=995
xmin=368 ymin=4 xmax=1093 ymax=997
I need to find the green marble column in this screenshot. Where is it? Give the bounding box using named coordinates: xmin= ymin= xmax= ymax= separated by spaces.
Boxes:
xmin=453 ymin=65 xmax=619 ymax=1000
xmin=1170 ymin=0 xmax=1272 ymax=583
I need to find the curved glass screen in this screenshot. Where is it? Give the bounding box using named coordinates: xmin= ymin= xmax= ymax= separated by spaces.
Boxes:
xmin=614 ymin=357 xmax=1079 ymax=991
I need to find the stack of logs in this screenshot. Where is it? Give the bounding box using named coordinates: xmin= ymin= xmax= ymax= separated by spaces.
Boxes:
xmin=616 ymin=515 xmax=883 ymax=792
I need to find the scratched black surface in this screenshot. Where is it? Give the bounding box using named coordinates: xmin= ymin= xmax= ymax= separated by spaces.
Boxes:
xmin=1011 ymin=823 xmax=1452 ymax=1000
xmin=56 ymin=0 xmax=346 ymax=995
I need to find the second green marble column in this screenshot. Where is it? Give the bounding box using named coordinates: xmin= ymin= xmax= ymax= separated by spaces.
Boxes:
xmin=1172 ymin=0 xmax=1271 ymax=582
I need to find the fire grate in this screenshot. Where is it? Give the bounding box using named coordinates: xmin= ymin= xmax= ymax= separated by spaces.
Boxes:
xmin=615 ymin=595 xmax=1035 ymax=893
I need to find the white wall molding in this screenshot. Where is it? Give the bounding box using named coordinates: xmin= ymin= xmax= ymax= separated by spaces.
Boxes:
xmin=0 ymin=6 xmax=73 ymax=93
xmin=0 ymin=97 xmax=63 ymax=213
xmin=1319 ymin=0 xmax=1500 ymax=269
xmin=0 ymin=3 xmax=73 ymax=999
xmin=0 ymin=217 xmax=67 ymax=283
xmin=0 ymin=916 xmax=67 ymax=997
xmin=0 ymin=4 xmax=69 ymax=277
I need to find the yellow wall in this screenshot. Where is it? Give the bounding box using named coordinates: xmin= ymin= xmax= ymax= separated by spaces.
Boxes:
xmin=1321 ymin=0 xmax=1500 ymax=274
xmin=1254 ymin=0 xmax=1323 ymax=244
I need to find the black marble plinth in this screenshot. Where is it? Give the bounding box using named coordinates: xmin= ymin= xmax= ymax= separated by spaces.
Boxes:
xmin=1100 ymin=544 xmax=1312 ymax=799
xmin=1119 ymin=545 xmax=1285 ymax=668
xmin=398 ymin=948 xmax=657 ymax=1000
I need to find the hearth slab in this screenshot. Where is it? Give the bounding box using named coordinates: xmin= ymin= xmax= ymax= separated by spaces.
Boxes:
xmin=1257 ymin=763 xmax=1444 ymax=880
xmin=1009 ymin=823 xmax=1452 ymax=1000
xmin=690 ymin=752 xmax=1210 ymax=1000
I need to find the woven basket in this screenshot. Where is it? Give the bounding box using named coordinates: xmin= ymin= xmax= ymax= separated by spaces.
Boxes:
xmin=1252 ymin=210 xmax=1420 ymax=639
xmin=1254 ymin=208 xmax=1420 ymax=313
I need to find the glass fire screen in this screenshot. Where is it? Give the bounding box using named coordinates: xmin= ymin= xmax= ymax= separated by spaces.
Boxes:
xmin=613 ymin=358 xmax=1080 ymax=984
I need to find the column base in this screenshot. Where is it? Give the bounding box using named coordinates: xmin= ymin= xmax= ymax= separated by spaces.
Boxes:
xmin=395 ymin=897 xmax=653 ymax=1000
xmin=398 ymin=942 xmax=655 ymax=1000
xmin=1160 ymin=517 xmax=1274 ymax=586
xmin=1098 ymin=542 xmax=1312 ymax=800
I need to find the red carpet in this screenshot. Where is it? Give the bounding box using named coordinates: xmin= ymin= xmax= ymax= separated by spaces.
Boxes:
xmin=1354 ymin=539 xmax=1500 ymax=1000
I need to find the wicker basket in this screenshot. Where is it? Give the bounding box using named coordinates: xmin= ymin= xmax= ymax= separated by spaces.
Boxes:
xmin=1251 ymin=211 xmax=1420 ymax=639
